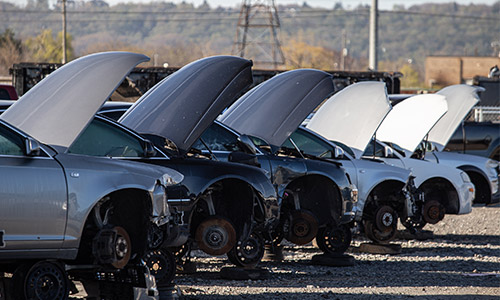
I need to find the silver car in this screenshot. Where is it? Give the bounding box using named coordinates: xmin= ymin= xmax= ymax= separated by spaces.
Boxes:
xmin=0 ymin=52 xmax=183 ymax=300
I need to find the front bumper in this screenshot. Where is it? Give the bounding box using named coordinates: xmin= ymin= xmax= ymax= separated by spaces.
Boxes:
xmin=457 ymin=182 xmax=475 ymax=215
xmin=489 ymin=189 xmax=500 ymax=205
xmin=340 ymin=185 xmax=358 ymax=224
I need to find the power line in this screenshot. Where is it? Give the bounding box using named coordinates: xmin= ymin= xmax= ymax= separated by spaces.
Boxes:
xmin=0 ymin=7 xmax=499 ymax=21
xmin=0 ymin=8 xmax=498 ymax=23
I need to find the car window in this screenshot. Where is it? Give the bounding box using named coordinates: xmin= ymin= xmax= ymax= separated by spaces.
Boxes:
xmin=99 ymin=110 xmax=127 ymax=121
xmin=69 ymin=118 xmax=144 ymax=157
xmin=282 ymin=130 xmax=334 ymax=158
xmin=0 ymin=89 xmax=10 ymax=100
xmin=192 ymin=123 xmax=242 ymax=152
xmin=0 ymin=125 xmax=24 ymax=156
xmin=249 ymin=135 xmax=271 ymax=153
xmin=330 ymin=140 xmax=355 ymax=158
xmin=363 ymin=140 xmax=385 ymax=157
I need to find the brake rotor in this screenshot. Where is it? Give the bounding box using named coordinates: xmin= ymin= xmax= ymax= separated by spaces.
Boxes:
xmin=285 ymin=210 xmax=319 ymax=245
xmin=375 ymin=205 xmax=397 ymax=232
xmin=422 ymin=200 xmax=445 ymax=224
xmin=111 ymin=226 xmax=132 ymax=269
xmin=195 ymin=217 xmax=236 ymax=256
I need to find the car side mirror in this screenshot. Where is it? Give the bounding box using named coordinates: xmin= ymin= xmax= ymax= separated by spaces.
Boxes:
xmin=384 ymin=145 xmax=394 ymax=158
xmin=427 ymin=142 xmax=436 ymax=152
xmin=25 ymin=137 xmax=40 ymax=156
xmin=333 ymin=146 xmax=345 ymax=159
xmin=144 ymin=140 xmax=157 ymax=158
xmin=237 ymin=134 xmax=257 ymax=155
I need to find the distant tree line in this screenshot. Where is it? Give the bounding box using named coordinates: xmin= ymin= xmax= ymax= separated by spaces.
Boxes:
xmin=0 ymin=0 xmax=498 ymax=88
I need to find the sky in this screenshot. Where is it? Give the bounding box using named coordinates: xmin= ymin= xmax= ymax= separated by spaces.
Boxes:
xmin=4 ymin=0 xmax=500 ymax=10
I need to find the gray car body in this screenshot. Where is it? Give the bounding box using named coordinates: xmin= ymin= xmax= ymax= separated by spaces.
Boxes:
xmin=0 ymin=52 xmax=181 ymax=262
xmin=0 ymin=119 xmax=176 ymax=261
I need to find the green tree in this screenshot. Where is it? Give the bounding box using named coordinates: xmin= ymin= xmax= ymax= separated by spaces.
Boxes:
xmin=0 ymin=29 xmax=25 ymax=75
xmin=25 ymin=29 xmax=74 ymax=63
xmin=400 ymin=64 xmax=423 ymax=89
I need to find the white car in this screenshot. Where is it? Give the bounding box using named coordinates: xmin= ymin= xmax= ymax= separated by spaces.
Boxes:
xmin=423 ymin=85 xmax=498 ymax=205
xmin=308 ymin=84 xmax=475 ymax=230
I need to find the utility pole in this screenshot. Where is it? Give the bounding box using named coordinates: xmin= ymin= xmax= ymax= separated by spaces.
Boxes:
xmin=341 ymin=29 xmax=347 ymax=71
xmin=369 ymin=0 xmax=378 ymax=71
xmin=62 ymin=0 xmax=67 ymax=64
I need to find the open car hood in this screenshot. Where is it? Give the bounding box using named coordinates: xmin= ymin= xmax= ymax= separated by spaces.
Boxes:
xmin=119 ymin=56 xmax=253 ymax=154
xmin=218 ymin=69 xmax=334 ymax=152
xmin=376 ymin=94 xmax=448 ymax=154
xmin=427 ymin=84 xmax=484 ymax=151
xmin=306 ymin=82 xmax=390 ymax=159
xmin=0 ymin=52 xmax=148 ymax=148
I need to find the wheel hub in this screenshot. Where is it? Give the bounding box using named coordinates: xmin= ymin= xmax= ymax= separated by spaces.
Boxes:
xmin=195 ymin=217 xmax=236 ymax=255
xmin=423 ymin=200 xmax=445 ymax=224
xmin=207 ymin=228 xmax=225 ymax=247
xmin=381 ymin=212 xmax=394 ymax=227
xmin=375 ymin=205 xmax=397 ymax=232
xmin=286 ymin=210 xmax=319 ymax=245
xmin=293 ymin=220 xmax=310 ymax=237
xmin=115 ymin=236 xmax=129 ymax=259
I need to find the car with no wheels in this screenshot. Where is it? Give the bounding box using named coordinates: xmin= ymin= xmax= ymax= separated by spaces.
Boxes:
xmin=0 ymin=52 xmax=182 ymax=300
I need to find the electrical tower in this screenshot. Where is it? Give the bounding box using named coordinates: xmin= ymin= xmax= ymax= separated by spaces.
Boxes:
xmin=232 ymin=0 xmax=285 ymax=69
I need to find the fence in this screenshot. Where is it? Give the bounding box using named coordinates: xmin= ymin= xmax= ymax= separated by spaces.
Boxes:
xmin=470 ymin=106 xmax=500 ymax=122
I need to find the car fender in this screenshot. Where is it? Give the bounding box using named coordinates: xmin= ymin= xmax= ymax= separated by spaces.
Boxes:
xmin=54 ymin=153 xmax=174 ymax=250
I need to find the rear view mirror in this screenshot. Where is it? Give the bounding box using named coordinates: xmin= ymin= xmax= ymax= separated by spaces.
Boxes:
xmin=384 ymin=145 xmax=394 ymax=158
xmin=144 ymin=140 xmax=157 ymax=157
xmin=334 ymin=146 xmax=345 ymax=159
xmin=25 ymin=137 xmax=40 ymax=156
xmin=237 ymin=134 xmax=257 ymax=155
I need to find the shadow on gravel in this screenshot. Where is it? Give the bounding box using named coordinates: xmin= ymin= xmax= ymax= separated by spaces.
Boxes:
xmin=179 ymin=260 xmax=500 ymax=289
xmin=181 ymin=292 xmax=500 ymax=300
xmin=431 ymin=234 xmax=500 ymax=246
xmin=399 ymin=246 xmax=499 ymax=258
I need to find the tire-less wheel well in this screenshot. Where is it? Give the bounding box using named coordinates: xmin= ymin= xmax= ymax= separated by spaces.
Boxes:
xmin=363 ymin=180 xmax=406 ymax=219
xmin=77 ymin=189 xmax=151 ymax=265
xmin=284 ymin=175 xmax=341 ymax=225
xmin=458 ymin=167 xmax=491 ymax=204
xmin=419 ymin=178 xmax=459 ymax=214
xmin=191 ymin=179 xmax=256 ymax=237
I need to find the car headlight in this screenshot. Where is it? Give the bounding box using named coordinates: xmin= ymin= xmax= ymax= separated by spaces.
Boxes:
xmin=487 ymin=159 xmax=499 ymax=169
xmin=152 ymin=184 xmax=169 ymax=226
xmin=460 ymin=171 xmax=471 ymax=183
xmin=350 ymin=185 xmax=358 ymax=203
xmin=486 ymin=159 xmax=499 ymax=178
xmin=159 ymin=169 xmax=184 ymax=186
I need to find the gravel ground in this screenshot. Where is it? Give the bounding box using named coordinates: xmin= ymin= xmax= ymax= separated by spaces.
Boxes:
xmin=174 ymin=205 xmax=500 ymax=300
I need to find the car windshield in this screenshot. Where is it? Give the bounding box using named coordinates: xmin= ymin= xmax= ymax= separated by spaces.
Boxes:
xmin=192 ymin=123 xmax=243 ymax=152
xmin=282 ymin=130 xmax=334 ymax=159
xmin=69 ymin=118 xmax=145 ymax=157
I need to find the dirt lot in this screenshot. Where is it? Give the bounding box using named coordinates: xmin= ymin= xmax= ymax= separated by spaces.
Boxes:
xmin=174 ymin=205 xmax=500 ymax=300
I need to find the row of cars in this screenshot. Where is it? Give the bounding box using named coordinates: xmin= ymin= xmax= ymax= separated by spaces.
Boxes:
xmin=0 ymin=52 xmax=498 ymax=299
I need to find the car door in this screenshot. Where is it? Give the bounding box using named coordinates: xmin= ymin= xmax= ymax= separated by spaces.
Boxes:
xmin=0 ymin=123 xmax=67 ymax=251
